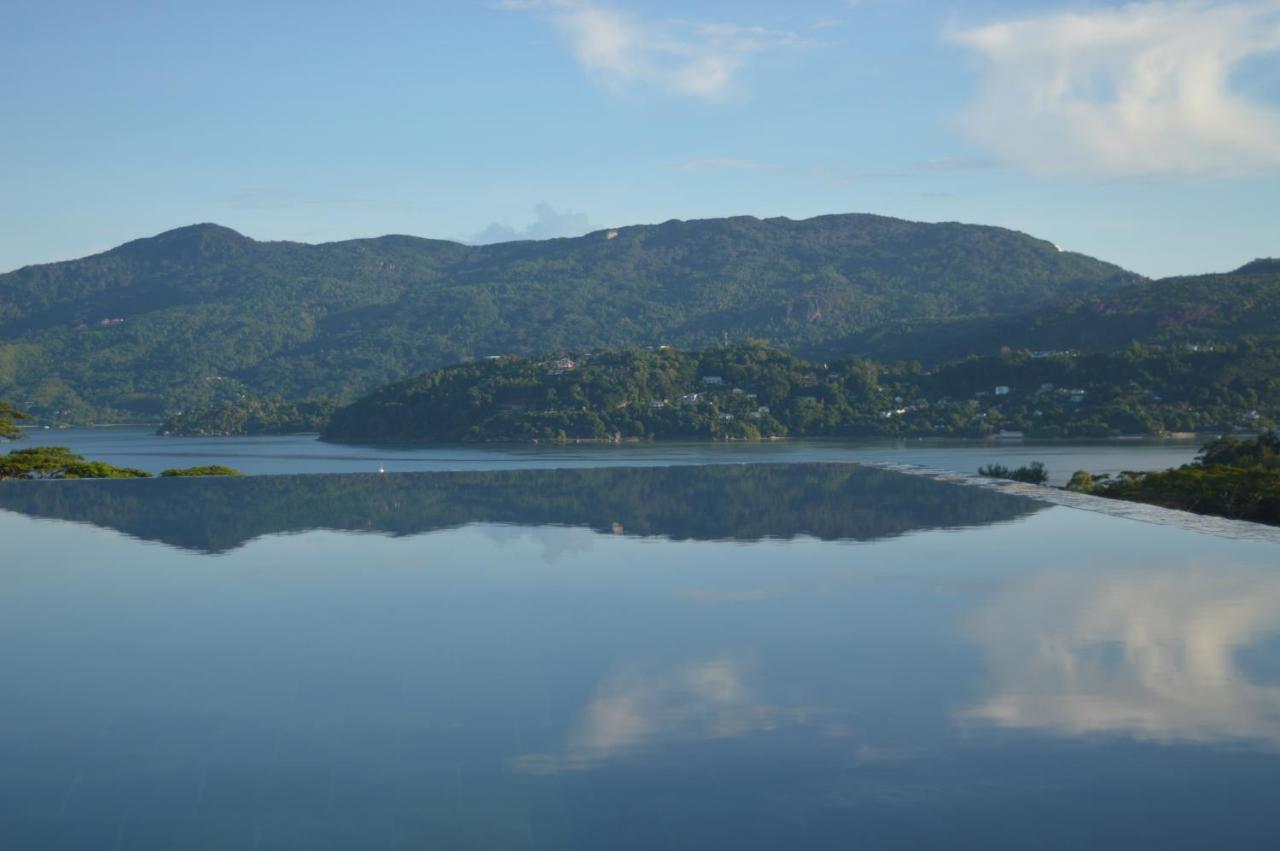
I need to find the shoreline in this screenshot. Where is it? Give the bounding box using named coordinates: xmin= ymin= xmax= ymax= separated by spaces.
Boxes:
xmin=312 ymin=431 xmax=1215 ymax=448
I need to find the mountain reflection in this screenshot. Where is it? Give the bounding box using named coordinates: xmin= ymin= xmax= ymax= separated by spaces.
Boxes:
xmin=964 ymin=566 xmax=1280 ymax=747
xmin=0 ymin=463 xmax=1042 ymax=553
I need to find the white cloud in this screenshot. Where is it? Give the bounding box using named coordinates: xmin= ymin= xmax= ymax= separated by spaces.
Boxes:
xmin=468 ymin=202 xmax=592 ymax=244
xmin=951 ymin=1 xmax=1280 ymax=177
xmin=505 ymin=1 xmax=805 ymax=99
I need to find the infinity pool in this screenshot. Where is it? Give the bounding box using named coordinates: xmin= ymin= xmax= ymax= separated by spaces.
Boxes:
xmin=1 ymin=464 xmax=1277 ymax=849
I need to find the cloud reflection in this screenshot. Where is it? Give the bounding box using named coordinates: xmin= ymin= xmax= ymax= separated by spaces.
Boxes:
xmin=964 ymin=566 xmax=1280 ymax=747
xmin=515 ymin=657 xmax=811 ymax=773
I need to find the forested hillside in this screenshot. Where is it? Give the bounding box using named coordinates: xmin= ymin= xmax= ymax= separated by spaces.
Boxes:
xmin=0 ymin=215 xmax=1136 ymax=422
xmin=322 ymin=341 xmax=1280 ymax=444
xmin=853 ymin=261 xmax=1280 ymax=362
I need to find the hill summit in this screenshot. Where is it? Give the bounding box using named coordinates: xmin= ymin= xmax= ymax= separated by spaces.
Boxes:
xmin=1 ymin=213 xmax=1140 ymax=421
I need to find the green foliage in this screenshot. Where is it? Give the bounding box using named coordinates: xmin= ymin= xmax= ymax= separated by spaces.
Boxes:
xmin=160 ymin=465 xmax=243 ymax=477
xmin=1084 ymin=432 xmax=1280 ymax=526
xmin=0 ymin=400 xmax=29 ymax=440
xmin=907 ymin=341 xmax=1280 ymax=437
xmin=859 ymin=262 xmax=1280 ymax=362
xmin=0 ymin=218 xmax=1136 ymax=423
xmin=1197 ymin=432 xmax=1280 ymax=470
xmin=1065 ymin=470 xmax=1097 ymax=493
xmin=158 ymin=396 xmax=337 ymax=436
xmin=0 ymin=446 xmax=151 ymax=479
xmin=978 ymin=461 xmax=1049 ymax=485
xmin=324 ymin=342 xmax=889 ymax=443
xmin=1095 ymin=466 xmax=1280 ymax=526
xmin=324 ymin=339 xmax=1280 ymax=444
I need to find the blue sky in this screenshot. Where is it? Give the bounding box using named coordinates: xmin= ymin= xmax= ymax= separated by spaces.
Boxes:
xmin=2 ymin=0 xmax=1278 ymax=277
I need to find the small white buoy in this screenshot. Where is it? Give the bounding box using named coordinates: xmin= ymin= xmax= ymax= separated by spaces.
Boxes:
xmin=378 ymin=464 xmax=386 ymax=474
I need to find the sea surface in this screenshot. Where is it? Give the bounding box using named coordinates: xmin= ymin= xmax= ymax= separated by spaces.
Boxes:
xmin=2 ymin=463 xmax=1280 ymax=849
xmin=27 ymin=426 xmax=1204 ymax=484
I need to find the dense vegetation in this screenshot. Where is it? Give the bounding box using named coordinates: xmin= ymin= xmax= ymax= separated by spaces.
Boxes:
xmin=977 ymin=461 xmax=1049 ymax=485
xmin=0 ymin=401 xmax=27 ymax=440
xmin=0 ymin=446 xmax=150 ymax=479
xmin=1067 ymin=433 xmax=1280 ymax=527
xmin=0 ymin=464 xmax=1043 ymax=553
xmin=159 ymin=465 xmax=243 ymax=477
xmin=0 ymin=216 xmax=1137 ymax=423
xmin=323 ymin=340 xmax=1280 ymax=444
xmin=158 ymin=396 xmax=337 ymax=436
xmin=855 ymin=262 xmax=1280 ymax=362
xmin=909 ymin=340 xmax=1280 ymax=437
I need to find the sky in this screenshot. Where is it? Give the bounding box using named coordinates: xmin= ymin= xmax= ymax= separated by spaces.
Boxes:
xmin=2 ymin=0 xmax=1278 ymax=278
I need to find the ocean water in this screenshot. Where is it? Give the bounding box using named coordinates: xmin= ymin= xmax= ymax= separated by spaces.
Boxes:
xmin=26 ymin=426 xmax=1203 ymax=485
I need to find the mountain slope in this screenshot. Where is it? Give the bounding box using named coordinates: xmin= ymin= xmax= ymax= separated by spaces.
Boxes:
xmin=0 ymin=214 xmax=1138 ymax=421
xmin=844 ymin=260 xmax=1280 ymax=363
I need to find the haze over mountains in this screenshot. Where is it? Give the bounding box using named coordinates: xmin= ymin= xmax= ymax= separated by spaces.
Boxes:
xmin=0 ymin=213 xmax=1273 ymax=423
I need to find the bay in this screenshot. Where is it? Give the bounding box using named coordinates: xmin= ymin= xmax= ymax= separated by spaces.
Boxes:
xmin=24 ymin=426 xmax=1203 ymax=485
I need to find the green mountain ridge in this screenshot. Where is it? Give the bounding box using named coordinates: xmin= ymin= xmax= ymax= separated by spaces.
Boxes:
xmin=0 ymin=214 xmax=1140 ymax=422
xmin=854 ymin=264 xmax=1280 ymax=362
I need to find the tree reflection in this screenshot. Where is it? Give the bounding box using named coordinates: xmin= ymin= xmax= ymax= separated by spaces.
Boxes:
xmin=0 ymin=463 xmax=1044 ymax=553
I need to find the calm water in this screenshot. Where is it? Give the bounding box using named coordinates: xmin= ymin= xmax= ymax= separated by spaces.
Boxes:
xmin=30 ymin=426 xmax=1203 ymax=485
xmin=2 ymin=464 xmax=1280 ymax=849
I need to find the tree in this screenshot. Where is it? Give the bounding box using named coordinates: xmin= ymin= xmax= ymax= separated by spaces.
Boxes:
xmin=978 ymin=461 xmax=1049 ymax=485
xmin=0 ymin=401 xmax=30 ymax=441
xmin=160 ymin=465 xmax=244 ymax=477
xmin=1065 ymin=470 xmax=1095 ymax=493
xmin=0 ymin=447 xmax=151 ymax=480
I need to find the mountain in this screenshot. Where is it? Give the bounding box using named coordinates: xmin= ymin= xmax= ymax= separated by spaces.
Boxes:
xmin=851 ymin=260 xmax=1280 ymax=362
xmin=0 ymin=215 xmax=1137 ymax=422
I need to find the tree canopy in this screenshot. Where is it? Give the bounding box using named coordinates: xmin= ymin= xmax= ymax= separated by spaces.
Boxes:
xmin=323 ymin=340 xmax=1280 ymax=444
xmin=1071 ymin=432 xmax=1280 ymax=527
xmin=0 ymin=401 xmax=28 ymax=440
xmin=0 ymin=446 xmax=150 ymax=480
xmin=160 ymin=465 xmax=244 ymax=477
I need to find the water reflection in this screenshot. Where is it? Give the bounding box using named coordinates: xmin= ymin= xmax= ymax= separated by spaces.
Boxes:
xmin=4 ymin=472 xmax=1280 ymax=848
xmin=0 ymin=463 xmax=1044 ymax=553
xmin=516 ymin=657 xmax=815 ymax=774
xmin=965 ymin=566 xmax=1280 ymax=747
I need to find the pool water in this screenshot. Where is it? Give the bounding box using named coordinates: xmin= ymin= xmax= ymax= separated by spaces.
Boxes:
xmin=1 ymin=463 xmax=1277 ymax=849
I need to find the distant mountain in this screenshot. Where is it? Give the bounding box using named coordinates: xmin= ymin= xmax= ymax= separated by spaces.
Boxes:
xmin=1234 ymin=258 xmax=1280 ymax=276
xmin=0 ymin=214 xmax=1137 ymax=421
xmin=848 ymin=261 xmax=1280 ymax=362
